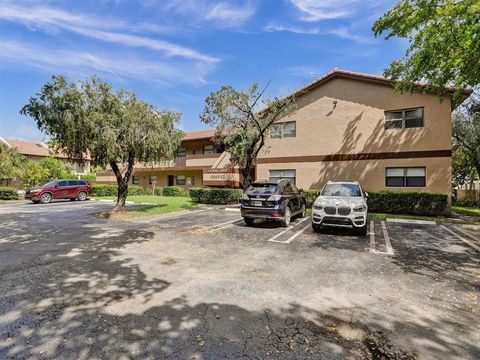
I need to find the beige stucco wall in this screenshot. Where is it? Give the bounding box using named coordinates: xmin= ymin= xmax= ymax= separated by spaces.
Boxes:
xmin=257 ymin=157 xmax=451 ymax=194
xmin=259 ymin=77 xmax=452 ymax=158
xmin=132 ymin=170 xmax=203 ymax=188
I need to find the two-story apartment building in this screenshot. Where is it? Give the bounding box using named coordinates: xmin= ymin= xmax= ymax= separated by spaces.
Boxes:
xmin=97 ymin=69 xmax=466 ymax=200
xmin=0 ymin=137 xmax=91 ymax=173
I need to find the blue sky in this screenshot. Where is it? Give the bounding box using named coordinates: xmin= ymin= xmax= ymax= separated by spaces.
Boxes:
xmin=0 ymin=0 xmax=406 ymax=141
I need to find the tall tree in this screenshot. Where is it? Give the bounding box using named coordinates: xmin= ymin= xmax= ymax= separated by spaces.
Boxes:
xmin=373 ymin=0 xmax=479 ymax=103
xmin=0 ymin=143 xmax=27 ymax=180
xmin=21 ymin=76 xmax=183 ymax=212
xmin=452 ymin=94 xmax=480 ymax=182
xmin=200 ymin=83 xmax=295 ymax=188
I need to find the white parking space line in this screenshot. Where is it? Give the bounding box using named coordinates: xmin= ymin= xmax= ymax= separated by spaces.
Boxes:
xmin=381 ymin=221 xmax=394 ymax=255
xmin=450 ymin=226 xmax=480 ymax=242
xmin=440 ymin=225 xmax=480 ymax=252
xmin=205 ymin=218 xmax=244 ymax=230
xmin=369 ymin=221 xmax=376 ymax=253
xmin=282 ymin=223 xmax=312 ymax=244
xmin=267 ymin=217 xmax=310 ymax=243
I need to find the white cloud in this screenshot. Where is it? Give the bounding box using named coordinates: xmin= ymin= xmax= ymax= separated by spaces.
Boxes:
xmin=0 ymin=40 xmax=213 ymax=85
xmin=290 ymin=0 xmax=359 ymax=21
xmin=205 ymin=2 xmax=255 ymax=26
xmin=0 ymin=4 xmax=218 ymax=63
xmin=264 ymin=23 xmax=373 ymax=43
xmin=163 ymin=0 xmax=255 ymax=27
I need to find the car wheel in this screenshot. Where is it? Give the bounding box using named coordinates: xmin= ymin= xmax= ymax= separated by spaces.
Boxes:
xmin=282 ymin=207 xmax=291 ymax=227
xmin=77 ymin=191 xmax=87 ymax=201
xmin=355 ymin=224 xmax=368 ymax=236
xmin=40 ymin=193 xmax=52 ymax=204
xmin=244 ymin=217 xmax=254 ymax=226
xmin=312 ymin=223 xmax=321 ymax=233
xmin=298 ymin=203 xmax=306 ymax=218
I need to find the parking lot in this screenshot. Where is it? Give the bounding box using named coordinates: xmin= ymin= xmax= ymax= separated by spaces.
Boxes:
xmin=0 ymin=200 xmax=479 ymax=359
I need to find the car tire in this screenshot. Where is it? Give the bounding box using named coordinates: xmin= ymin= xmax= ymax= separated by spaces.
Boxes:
xmin=312 ymin=223 xmax=321 ymax=233
xmin=40 ymin=193 xmax=52 ymax=204
xmin=244 ymin=217 xmax=254 ymax=226
xmin=77 ymin=191 xmax=87 ymax=201
xmin=282 ymin=207 xmax=291 ymax=227
xmin=298 ymin=203 xmax=306 ymax=218
xmin=355 ymin=224 xmax=368 ymax=236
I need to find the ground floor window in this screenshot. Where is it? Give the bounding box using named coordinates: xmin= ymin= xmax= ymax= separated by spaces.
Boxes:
xmin=269 ymin=169 xmax=296 ymax=184
xmin=186 ymin=176 xmax=194 ymax=186
xmin=386 ymin=167 xmax=426 ymax=187
xmin=176 ymin=175 xmax=186 ymax=185
xmin=132 ymin=176 xmax=140 ymax=185
xmin=149 ymin=175 xmax=157 ymax=185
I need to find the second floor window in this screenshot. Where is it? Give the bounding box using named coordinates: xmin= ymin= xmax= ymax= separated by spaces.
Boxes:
xmin=270 ymin=121 xmax=296 ymax=139
xmin=385 ymin=108 xmax=424 ymax=129
xmin=177 ymin=147 xmax=186 ymax=157
xmin=203 ymin=144 xmax=215 ymax=154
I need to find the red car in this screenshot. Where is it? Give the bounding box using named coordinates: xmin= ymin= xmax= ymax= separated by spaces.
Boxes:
xmin=26 ymin=179 xmax=93 ymax=204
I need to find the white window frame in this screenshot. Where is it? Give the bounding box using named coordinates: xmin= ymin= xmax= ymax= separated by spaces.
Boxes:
xmin=269 ymin=121 xmax=296 ymax=139
xmin=385 ymin=107 xmax=424 ymax=129
xmin=269 ymin=169 xmax=296 ymax=184
xmin=385 ymin=167 xmax=426 ymax=187
xmin=176 ymin=175 xmax=186 ymax=185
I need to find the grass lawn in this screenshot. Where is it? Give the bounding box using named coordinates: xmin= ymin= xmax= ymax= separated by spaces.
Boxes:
xmin=452 ymin=205 xmax=480 ymax=218
xmin=94 ymin=196 xmax=197 ymax=218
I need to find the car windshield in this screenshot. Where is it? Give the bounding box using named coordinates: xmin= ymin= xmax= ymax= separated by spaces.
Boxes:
xmin=42 ymin=180 xmax=57 ymax=187
xmin=321 ymin=183 xmax=362 ymax=197
xmin=247 ymin=183 xmax=279 ymax=194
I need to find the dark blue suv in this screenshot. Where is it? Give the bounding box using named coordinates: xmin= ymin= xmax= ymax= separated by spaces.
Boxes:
xmin=241 ymin=179 xmax=306 ymax=227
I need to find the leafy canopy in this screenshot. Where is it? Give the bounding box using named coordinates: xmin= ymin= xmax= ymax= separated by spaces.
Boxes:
xmin=21 ymin=75 xmax=183 ymax=169
xmin=373 ymin=0 xmax=480 ymax=103
xmin=0 ymin=143 xmax=27 ymax=179
xmin=200 ymin=83 xmax=295 ymax=186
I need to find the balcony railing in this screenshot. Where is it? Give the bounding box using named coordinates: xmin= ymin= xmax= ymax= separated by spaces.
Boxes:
xmin=134 ymin=153 xmax=221 ymax=170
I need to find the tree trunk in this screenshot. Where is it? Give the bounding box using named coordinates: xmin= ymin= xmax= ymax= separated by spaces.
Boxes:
xmin=241 ymin=167 xmax=253 ymax=189
xmin=110 ymin=154 xmax=135 ymax=213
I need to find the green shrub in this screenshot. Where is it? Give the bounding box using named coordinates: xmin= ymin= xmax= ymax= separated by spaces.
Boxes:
xmin=190 ymin=188 xmax=243 ymax=204
xmin=303 ymin=189 xmax=321 ymax=207
xmin=0 ymin=187 xmax=19 ymax=200
xmin=92 ymin=184 xmax=117 ymax=197
xmin=163 ymin=186 xmax=188 ymax=197
xmin=92 ymin=184 xmax=148 ymax=196
xmin=366 ymin=191 xmax=448 ymax=216
xmin=153 ymin=186 xmax=164 ymax=196
xmin=128 ymin=185 xmax=148 ymax=196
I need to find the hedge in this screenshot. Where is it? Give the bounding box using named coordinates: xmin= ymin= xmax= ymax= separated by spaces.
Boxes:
xmin=162 ymin=186 xmax=188 ymax=197
xmin=92 ymin=184 xmax=147 ymax=197
xmin=365 ymin=191 xmax=448 ymax=216
xmin=304 ymin=189 xmax=448 ymax=216
xmin=0 ymin=187 xmax=19 ymax=200
xmin=190 ymin=188 xmax=243 ymax=204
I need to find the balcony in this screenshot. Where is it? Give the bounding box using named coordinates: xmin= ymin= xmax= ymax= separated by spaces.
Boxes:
xmin=134 ymin=153 xmax=221 ymax=170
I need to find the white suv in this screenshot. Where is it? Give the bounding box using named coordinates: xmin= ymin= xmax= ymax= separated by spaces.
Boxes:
xmin=311 ymin=181 xmax=368 ymax=236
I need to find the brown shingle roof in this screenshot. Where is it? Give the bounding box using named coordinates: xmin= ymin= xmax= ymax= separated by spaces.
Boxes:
xmin=4 ymin=138 xmax=78 ymax=159
xmin=183 ymin=129 xmax=216 ymax=141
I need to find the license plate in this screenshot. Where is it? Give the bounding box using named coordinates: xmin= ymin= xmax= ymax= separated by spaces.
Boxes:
xmin=253 ymin=201 xmax=263 ymax=207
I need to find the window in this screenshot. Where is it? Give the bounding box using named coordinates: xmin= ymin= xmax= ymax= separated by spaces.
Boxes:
xmin=67 ymin=180 xmax=78 ymax=186
xmin=176 ymin=175 xmax=186 ymax=185
xmin=321 ymin=183 xmax=362 ymax=197
xmin=269 ymin=170 xmax=296 ymax=184
xmin=149 ymin=175 xmax=157 ymax=185
xmin=132 ymin=176 xmax=140 ymax=185
xmin=270 ymin=121 xmax=296 ymax=139
xmin=186 ymin=176 xmax=194 ymax=186
xmin=177 ymin=147 xmax=186 ymax=157
xmin=203 ymin=144 xmax=214 ymax=154
xmin=386 ymin=167 xmax=426 ymax=187
xmin=58 ymin=180 xmax=67 ymax=187
xmin=385 ymin=108 xmax=424 ymax=129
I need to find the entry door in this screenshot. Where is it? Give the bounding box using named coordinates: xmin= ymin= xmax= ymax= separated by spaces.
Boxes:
xmin=168 ymin=175 xmax=174 ymax=186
